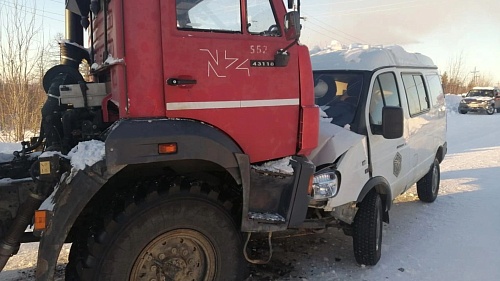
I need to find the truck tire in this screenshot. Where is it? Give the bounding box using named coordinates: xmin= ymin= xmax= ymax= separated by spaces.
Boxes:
xmin=352 ymin=190 xmax=383 ymax=265
xmin=76 ymin=189 xmax=245 ymax=281
xmin=459 ymin=110 xmax=467 ymax=114
xmin=417 ymin=158 xmax=440 ymax=203
xmin=486 ymin=104 xmax=495 ymax=115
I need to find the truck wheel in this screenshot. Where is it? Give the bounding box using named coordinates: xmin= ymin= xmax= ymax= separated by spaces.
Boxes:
xmin=352 ymin=190 xmax=383 ymax=265
xmin=459 ymin=110 xmax=467 ymax=114
xmin=78 ymin=190 xmax=245 ymax=281
xmin=417 ymin=158 xmax=440 ymax=203
xmin=65 ymin=240 xmax=86 ymax=281
xmin=486 ymin=104 xmax=495 ymax=115
xmin=497 ymin=108 xmax=500 ymax=113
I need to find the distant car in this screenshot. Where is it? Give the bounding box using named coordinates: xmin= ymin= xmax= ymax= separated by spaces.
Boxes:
xmin=458 ymin=87 xmax=500 ymax=114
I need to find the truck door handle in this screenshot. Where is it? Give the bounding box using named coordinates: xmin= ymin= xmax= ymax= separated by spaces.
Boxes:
xmin=167 ymin=78 xmax=197 ymax=86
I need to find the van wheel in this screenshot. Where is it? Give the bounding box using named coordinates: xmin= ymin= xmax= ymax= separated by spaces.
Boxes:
xmin=486 ymin=105 xmax=495 ymax=115
xmin=352 ymin=190 xmax=383 ymax=265
xmin=459 ymin=110 xmax=467 ymax=114
xmin=77 ymin=190 xmax=245 ymax=281
xmin=417 ymin=158 xmax=440 ymax=203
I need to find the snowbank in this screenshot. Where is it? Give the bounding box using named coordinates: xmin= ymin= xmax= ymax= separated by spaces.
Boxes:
xmin=0 ymin=143 xmax=20 ymax=163
xmin=445 ymin=94 xmax=462 ymax=114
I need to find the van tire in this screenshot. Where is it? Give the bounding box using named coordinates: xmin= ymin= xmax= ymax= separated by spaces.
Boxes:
xmin=417 ymin=158 xmax=440 ymax=203
xmin=352 ymin=190 xmax=383 ymax=265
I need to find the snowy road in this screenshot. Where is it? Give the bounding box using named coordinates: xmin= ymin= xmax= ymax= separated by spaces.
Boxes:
xmin=1 ymin=99 xmax=500 ymax=280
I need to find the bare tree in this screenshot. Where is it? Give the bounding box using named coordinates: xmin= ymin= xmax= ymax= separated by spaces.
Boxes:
xmin=443 ymin=51 xmax=469 ymax=95
xmin=466 ymin=74 xmax=493 ymax=89
xmin=0 ymin=0 xmax=48 ymax=142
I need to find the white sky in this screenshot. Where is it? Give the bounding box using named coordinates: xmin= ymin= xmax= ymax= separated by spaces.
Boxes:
xmin=300 ymin=0 xmax=500 ymax=85
xmin=8 ymin=0 xmax=500 ymax=85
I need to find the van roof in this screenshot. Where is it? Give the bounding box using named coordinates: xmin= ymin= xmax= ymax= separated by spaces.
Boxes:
xmin=310 ymin=44 xmax=436 ymax=71
xmin=472 ymin=86 xmax=497 ymax=90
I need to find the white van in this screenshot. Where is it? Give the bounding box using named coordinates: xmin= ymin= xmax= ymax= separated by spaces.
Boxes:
xmin=307 ymin=45 xmax=447 ymax=265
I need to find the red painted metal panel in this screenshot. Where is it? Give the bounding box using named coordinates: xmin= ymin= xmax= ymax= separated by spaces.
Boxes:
xmin=92 ymin=0 xmax=318 ymax=163
xmin=159 ymin=0 xmax=304 ymax=163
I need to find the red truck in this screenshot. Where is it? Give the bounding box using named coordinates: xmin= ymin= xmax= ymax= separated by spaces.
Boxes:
xmin=0 ymin=0 xmax=318 ymax=280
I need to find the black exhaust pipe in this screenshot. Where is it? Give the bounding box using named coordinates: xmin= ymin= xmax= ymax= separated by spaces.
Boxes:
xmin=39 ymin=3 xmax=90 ymax=152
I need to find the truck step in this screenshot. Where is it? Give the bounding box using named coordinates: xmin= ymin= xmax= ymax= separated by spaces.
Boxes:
xmin=248 ymin=212 xmax=285 ymax=223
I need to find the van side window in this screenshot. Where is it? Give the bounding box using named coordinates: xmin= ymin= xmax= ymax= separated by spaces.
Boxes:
xmin=176 ymin=0 xmax=241 ymax=33
xmin=425 ymin=74 xmax=444 ymax=107
xmin=402 ymin=74 xmax=430 ymax=116
xmin=247 ymin=0 xmax=281 ymax=36
xmin=369 ymin=72 xmax=401 ymax=126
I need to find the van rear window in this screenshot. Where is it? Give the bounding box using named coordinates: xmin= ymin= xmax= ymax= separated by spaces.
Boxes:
xmin=402 ymin=74 xmax=430 ymax=116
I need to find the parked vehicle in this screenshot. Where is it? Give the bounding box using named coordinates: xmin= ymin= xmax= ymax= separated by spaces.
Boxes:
xmin=0 ymin=1 xmax=319 ymax=280
xmin=458 ymin=86 xmax=500 ymax=114
xmin=302 ymin=45 xmax=447 ymax=265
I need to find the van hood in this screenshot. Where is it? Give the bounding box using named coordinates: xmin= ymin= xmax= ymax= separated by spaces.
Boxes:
xmin=463 ymin=97 xmax=493 ymax=102
xmin=309 ymin=118 xmax=365 ymax=166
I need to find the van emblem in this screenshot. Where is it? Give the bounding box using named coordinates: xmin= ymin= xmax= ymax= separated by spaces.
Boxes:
xmin=393 ymin=152 xmax=402 ymax=177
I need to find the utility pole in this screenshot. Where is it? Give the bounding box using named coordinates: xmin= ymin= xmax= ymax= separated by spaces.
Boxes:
xmin=470 ymin=67 xmax=480 ymax=86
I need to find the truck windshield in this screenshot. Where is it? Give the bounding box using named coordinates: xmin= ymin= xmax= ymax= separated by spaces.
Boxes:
xmin=176 ymin=0 xmax=241 ymax=32
xmin=313 ymin=72 xmax=363 ymax=127
xmin=467 ymin=90 xmax=494 ymax=97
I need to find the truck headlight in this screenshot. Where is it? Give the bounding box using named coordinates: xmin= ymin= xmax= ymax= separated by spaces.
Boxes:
xmin=312 ymin=171 xmax=339 ymax=200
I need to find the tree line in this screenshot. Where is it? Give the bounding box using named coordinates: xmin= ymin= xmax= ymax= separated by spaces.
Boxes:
xmin=0 ymin=1 xmax=60 ymax=142
xmin=440 ymin=52 xmax=494 ymax=95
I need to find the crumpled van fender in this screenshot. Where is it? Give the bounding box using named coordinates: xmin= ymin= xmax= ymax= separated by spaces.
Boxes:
xmin=356 ymin=176 xmax=392 ymax=212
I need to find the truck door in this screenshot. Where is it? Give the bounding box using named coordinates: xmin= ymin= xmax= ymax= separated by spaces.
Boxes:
xmin=367 ymin=71 xmax=412 ymax=198
xmin=161 ymin=0 xmax=301 ymax=163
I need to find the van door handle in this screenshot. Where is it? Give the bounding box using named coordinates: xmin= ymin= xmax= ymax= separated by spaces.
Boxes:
xmin=167 ymin=78 xmax=197 ymax=86
xmin=397 ymin=143 xmax=406 ymax=149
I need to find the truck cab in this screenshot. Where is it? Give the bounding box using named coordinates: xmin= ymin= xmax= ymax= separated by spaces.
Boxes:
xmin=0 ymin=1 xmax=319 ymax=280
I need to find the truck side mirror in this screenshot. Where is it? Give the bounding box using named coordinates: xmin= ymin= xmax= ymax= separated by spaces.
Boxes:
xmin=288 ymin=0 xmax=294 ymax=9
xmin=382 ymin=106 xmax=404 ymax=139
xmin=284 ymin=11 xmax=301 ymax=40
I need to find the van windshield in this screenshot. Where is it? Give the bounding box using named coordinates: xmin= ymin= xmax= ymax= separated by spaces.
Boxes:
xmin=467 ymin=90 xmax=494 ymax=98
xmin=313 ymin=72 xmax=363 ymax=127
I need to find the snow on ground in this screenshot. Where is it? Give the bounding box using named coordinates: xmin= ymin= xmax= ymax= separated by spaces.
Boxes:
xmin=1 ymin=95 xmax=500 ymax=280
xmin=0 ymin=143 xmax=21 ymax=163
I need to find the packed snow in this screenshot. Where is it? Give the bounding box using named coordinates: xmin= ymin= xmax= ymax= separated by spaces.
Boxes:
xmin=91 ymin=54 xmax=125 ymax=70
xmin=252 ymin=156 xmax=295 ymax=175
xmin=1 ymin=95 xmax=500 ymax=280
xmin=310 ymin=44 xmax=436 ymax=71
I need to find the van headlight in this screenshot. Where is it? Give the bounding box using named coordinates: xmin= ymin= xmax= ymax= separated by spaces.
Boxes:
xmin=312 ymin=171 xmax=339 ymax=200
